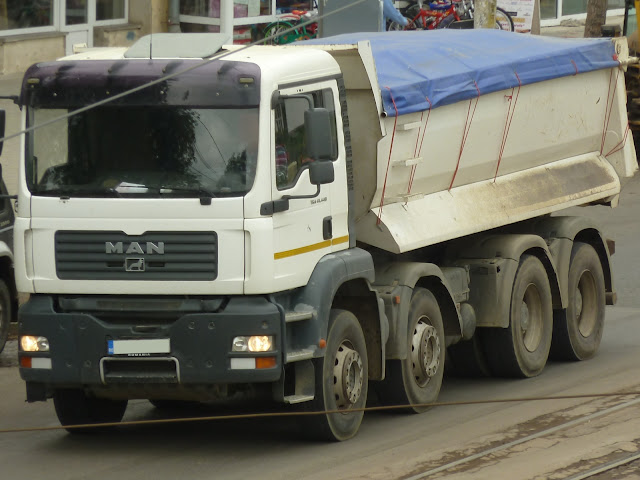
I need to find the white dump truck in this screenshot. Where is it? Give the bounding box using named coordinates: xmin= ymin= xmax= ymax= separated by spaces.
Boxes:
xmin=2 ymin=29 xmax=636 ymax=441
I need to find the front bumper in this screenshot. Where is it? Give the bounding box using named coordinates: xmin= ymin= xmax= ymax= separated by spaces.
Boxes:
xmin=19 ymin=295 xmax=283 ymax=393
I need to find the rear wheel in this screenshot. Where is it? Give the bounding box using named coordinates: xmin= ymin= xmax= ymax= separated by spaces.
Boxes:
xmin=304 ymin=309 xmax=368 ymax=441
xmin=0 ymin=279 xmax=11 ymax=354
xmin=376 ymin=288 xmax=445 ymax=412
xmin=54 ymin=389 xmax=128 ymax=433
xmin=495 ymin=7 xmax=515 ymax=31
xmin=446 ymin=335 xmax=491 ymax=377
xmin=484 ymin=255 xmax=553 ymax=378
xmin=551 ymin=242 xmax=605 ymax=361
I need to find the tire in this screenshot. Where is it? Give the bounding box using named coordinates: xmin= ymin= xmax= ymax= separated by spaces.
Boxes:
xmin=376 ymin=288 xmax=445 ymax=413
xmin=0 ymin=279 xmax=11 ymax=354
xmin=484 ymin=255 xmax=553 ymax=378
xmin=304 ymin=309 xmax=368 ymax=442
xmin=550 ymin=242 xmax=605 ymax=361
xmin=446 ymin=335 xmax=491 ymax=377
xmin=53 ymin=389 xmax=128 ymax=433
xmin=495 ymin=7 xmax=515 ymax=31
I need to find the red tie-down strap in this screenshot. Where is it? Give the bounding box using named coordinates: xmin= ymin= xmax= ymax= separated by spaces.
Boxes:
xmin=494 ymin=71 xmax=522 ymax=182
xmin=378 ymin=87 xmax=399 ymax=225
xmin=449 ymin=81 xmax=481 ymax=191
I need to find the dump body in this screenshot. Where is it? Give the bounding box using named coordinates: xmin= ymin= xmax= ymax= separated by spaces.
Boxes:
xmin=304 ymin=30 xmax=637 ymax=252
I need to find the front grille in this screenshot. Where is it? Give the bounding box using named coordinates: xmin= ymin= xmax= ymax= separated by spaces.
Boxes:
xmin=55 ymin=231 xmax=218 ymax=280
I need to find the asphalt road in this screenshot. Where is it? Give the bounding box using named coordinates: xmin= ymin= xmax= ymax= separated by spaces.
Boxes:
xmin=0 ymin=175 xmax=639 ymax=480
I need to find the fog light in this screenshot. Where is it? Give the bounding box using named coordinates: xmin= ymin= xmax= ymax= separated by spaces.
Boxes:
xmin=232 ymin=335 xmax=273 ymax=352
xmin=20 ymin=335 xmax=50 ymax=352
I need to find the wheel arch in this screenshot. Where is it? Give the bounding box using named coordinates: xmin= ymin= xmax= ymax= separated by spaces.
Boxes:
xmin=281 ymin=248 xmax=388 ymax=381
xmin=508 ymin=216 xmax=614 ymax=306
xmin=373 ymin=262 xmax=462 ymax=360
xmin=447 ymin=233 xmax=562 ymax=329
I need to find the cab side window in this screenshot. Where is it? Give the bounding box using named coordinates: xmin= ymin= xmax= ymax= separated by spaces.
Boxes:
xmin=274 ymin=89 xmax=336 ymax=190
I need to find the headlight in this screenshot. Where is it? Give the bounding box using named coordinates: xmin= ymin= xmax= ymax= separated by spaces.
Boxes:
xmin=232 ymin=335 xmax=273 ymax=352
xmin=20 ymin=335 xmax=50 ymax=352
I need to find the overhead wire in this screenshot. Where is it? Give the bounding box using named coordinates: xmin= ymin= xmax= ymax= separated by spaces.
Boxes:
xmin=0 ymin=390 xmax=639 ymax=434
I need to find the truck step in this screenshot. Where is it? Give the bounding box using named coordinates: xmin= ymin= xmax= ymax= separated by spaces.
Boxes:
xmin=285 ymin=311 xmax=313 ymax=323
xmin=283 ymin=394 xmax=315 ymax=404
xmin=286 ymin=348 xmax=315 ymax=362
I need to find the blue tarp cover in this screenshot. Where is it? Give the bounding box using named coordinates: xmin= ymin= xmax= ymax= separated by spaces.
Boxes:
xmin=303 ymin=30 xmax=618 ymax=116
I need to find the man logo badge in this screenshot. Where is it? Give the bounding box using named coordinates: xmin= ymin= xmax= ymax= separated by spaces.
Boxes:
xmin=126 ymin=258 xmax=145 ymax=272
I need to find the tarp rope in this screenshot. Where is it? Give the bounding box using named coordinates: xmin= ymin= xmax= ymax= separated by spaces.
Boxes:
xmin=378 ymin=87 xmax=399 ymax=225
xmin=449 ymin=81 xmax=481 ymax=190
xmin=601 ymin=67 xmax=621 ymax=155
xmin=494 ymin=72 xmax=522 ymax=182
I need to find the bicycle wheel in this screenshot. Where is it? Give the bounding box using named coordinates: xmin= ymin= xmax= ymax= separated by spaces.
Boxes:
xmin=405 ymin=5 xmax=430 ymax=29
xmin=495 ymin=7 xmax=515 ymax=31
xmin=263 ymin=21 xmax=296 ymax=45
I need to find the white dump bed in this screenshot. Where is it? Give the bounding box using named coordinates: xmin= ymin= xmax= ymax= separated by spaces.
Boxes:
xmin=302 ymin=31 xmax=637 ymax=253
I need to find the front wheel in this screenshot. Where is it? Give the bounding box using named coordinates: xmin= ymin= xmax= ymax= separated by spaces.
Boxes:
xmin=53 ymin=389 xmax=128 ymax=433
xmin=376 ymin=288 xmax=445 ymax=413
xmin=304 ymin=309 xmax=368 ymax=441
xmin=495 ymin=7 xmax=515 ymax=31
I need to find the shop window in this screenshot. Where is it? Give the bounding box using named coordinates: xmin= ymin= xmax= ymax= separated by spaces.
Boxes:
xmin=66 ymin=0 xmax=88 ymax=25
xmin=276 ymin=0 xmax=312 ymax=14
xmin=97 ymin=0 xmax=125 ymax=21
xmin=538 ymin=0 xmax=556 ymax=19
xmin=181 ymin=0 xmax=221 ymax=17
xmin=0 ymin=0 xmax=54 ymax=30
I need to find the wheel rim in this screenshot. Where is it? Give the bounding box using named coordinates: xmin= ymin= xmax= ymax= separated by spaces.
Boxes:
xmin=576 ymin=270 xmax=597 ymax=337
xmin=520 ymin=283 xmax=543 ymax=352
xmin=333 ymin=341 xmax=364 ymax=409
xmin=411 ymin=317 xmax=441 ymax=387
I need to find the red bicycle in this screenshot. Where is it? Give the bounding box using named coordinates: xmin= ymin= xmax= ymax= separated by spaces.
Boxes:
xmin=389 ymin=0 xmax=514 ymax=31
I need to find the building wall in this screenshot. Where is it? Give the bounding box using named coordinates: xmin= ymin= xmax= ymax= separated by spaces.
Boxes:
xmin=0 ymin=33 xmax=65 ymax=75
xmin=130 ymin=0 xmax=170 ymax=36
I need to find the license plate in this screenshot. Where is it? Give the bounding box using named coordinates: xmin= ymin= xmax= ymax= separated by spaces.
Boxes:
xmin=107 ymin=339 xmax=170 ymax=355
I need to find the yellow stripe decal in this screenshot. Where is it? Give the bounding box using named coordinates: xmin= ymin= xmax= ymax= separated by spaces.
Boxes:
xmin=332 ymin=235 xmax=349 ymax=246
xmin=274 ymin=235 xmax=350 ymax=260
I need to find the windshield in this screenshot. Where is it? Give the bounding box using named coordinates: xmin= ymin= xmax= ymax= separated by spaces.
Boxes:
xmin=26 ymin=106 xmax=259 ymax=198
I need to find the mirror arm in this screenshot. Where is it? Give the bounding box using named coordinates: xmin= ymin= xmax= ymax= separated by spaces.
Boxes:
xmin=0 ymin=195 xmax=17 ymax=200
xmin=0 ymin=95 xmax=20 ymax=106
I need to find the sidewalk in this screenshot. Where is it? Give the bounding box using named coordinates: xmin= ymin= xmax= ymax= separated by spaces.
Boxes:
xmin=541 ymin=14 xmax=626 ymax=38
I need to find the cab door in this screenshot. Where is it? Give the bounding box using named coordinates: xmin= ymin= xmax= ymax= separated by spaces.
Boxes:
xmin=270 ymin=83 xmax=343 ymax=290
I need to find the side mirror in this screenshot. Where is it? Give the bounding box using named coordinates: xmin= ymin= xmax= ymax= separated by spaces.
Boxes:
xmin=0 ymin=110 xmax=5 ymax=157
xmin=304 ymin=108 xmax=338 ymax=161
xmin=309 ymin=160 xmax=334 ymax=185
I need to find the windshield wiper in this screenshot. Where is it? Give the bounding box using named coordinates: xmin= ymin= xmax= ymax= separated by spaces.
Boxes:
xmin=33 ymin=187 xmax=122 ymax=198
xmin=145 ymin=185 xmax=216 ymax=200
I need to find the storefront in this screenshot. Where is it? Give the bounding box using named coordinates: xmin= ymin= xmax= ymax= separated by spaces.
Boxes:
xmin=0 ymin=0 xmax=628 ymax=75
xmin=179 ymin=0 xmax=313 ymax=43
xmin=540 ymin=0 xmax=624 ymax=25
xmin=0 ymin=0 xmax=144 ymax=74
